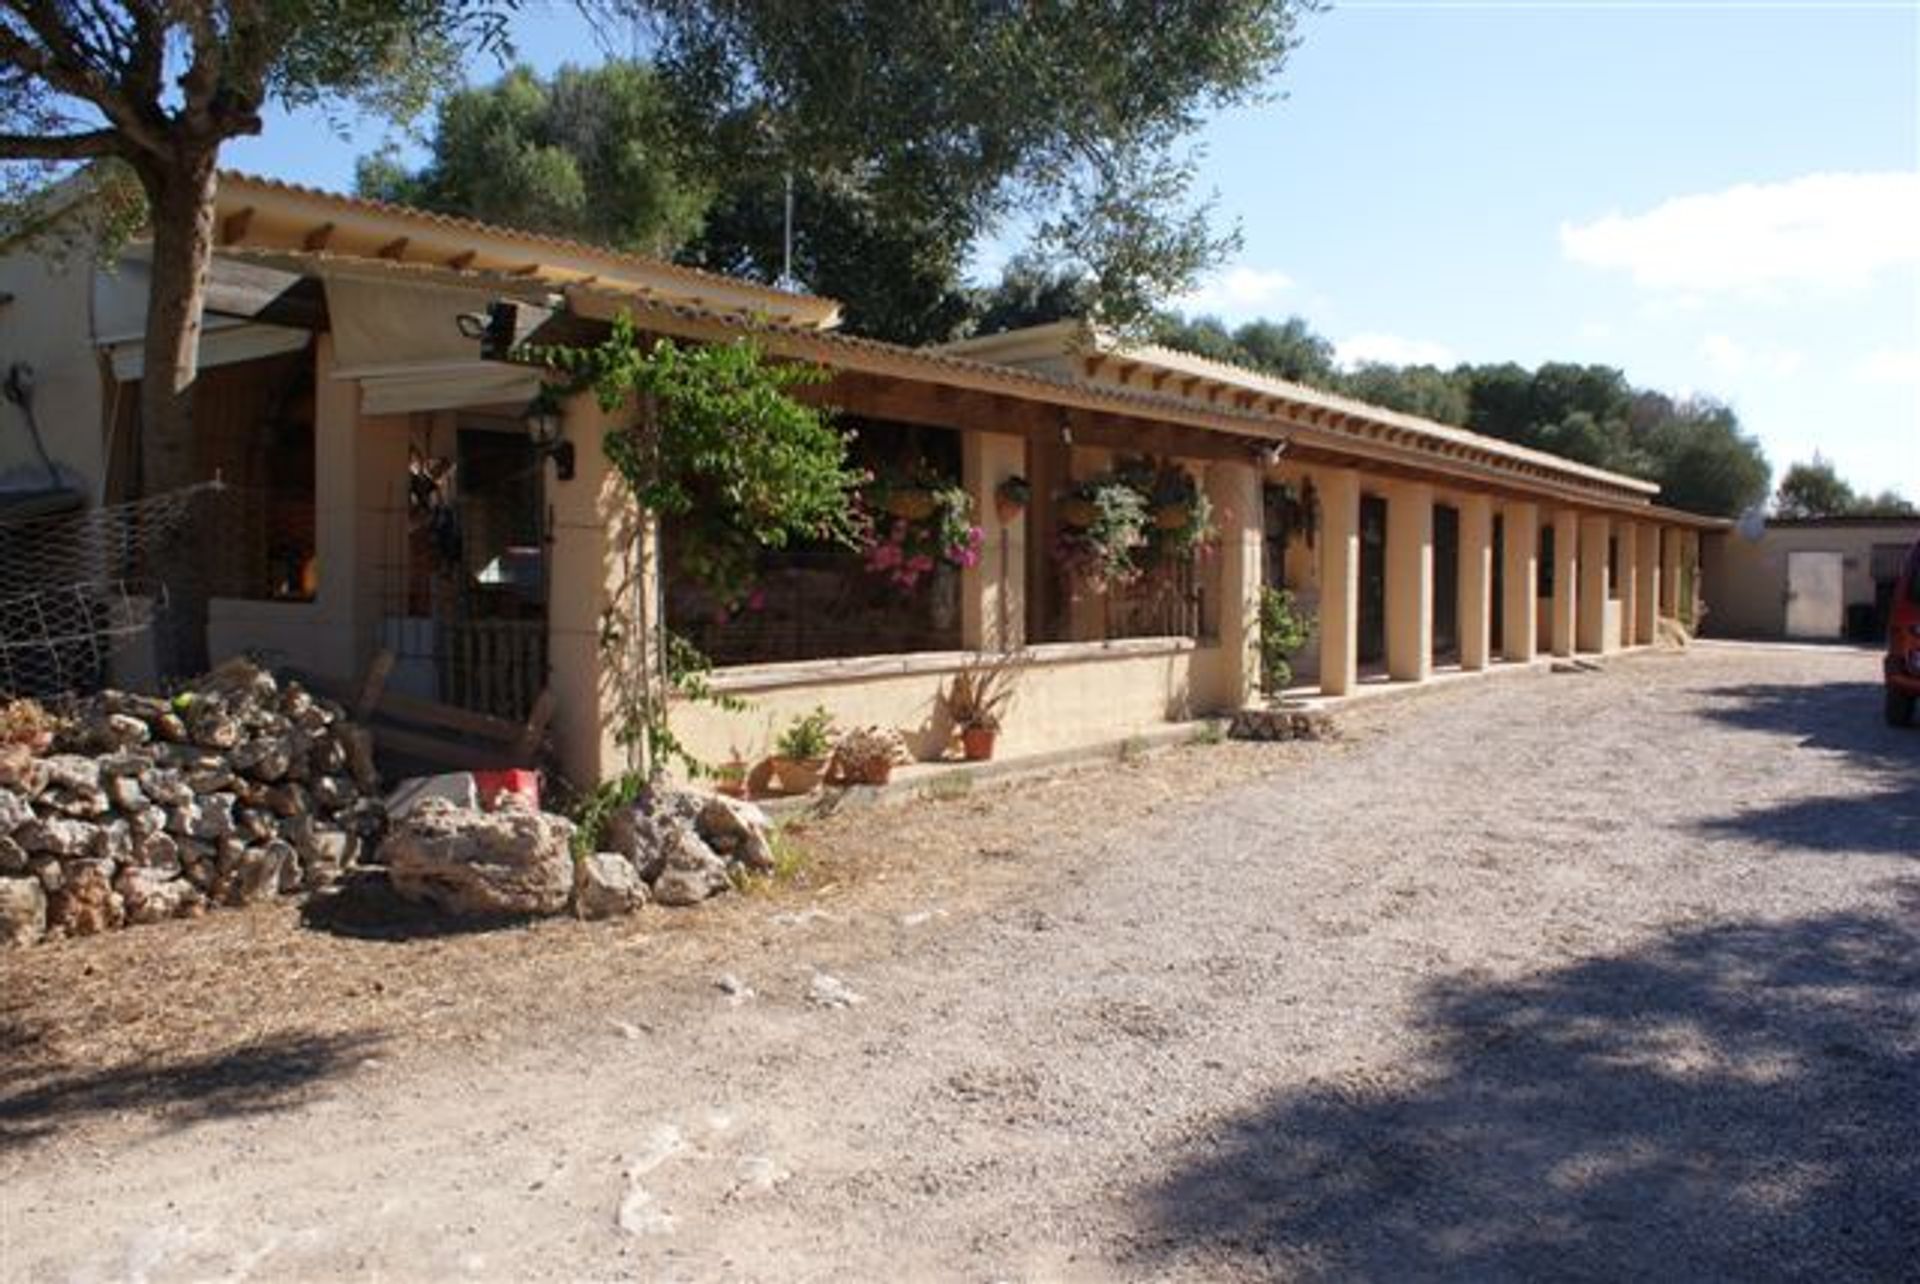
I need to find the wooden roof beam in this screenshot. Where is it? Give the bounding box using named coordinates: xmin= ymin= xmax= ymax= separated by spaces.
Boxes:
xmin=302 ymin=222 xmax=335 ymax=252
xmin=377 ymin=236 xmax=409 ymax=260
xmin=445 ymin=249 xmax=477 ymax=270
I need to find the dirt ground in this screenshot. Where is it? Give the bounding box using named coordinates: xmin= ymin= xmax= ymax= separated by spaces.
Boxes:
xmin=3 ymin=644 xmax=1915 ymax=1281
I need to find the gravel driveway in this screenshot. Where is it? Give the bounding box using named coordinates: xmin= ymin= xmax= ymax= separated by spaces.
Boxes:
xmin=4 ymin=645 xmax=1915 ymax=1282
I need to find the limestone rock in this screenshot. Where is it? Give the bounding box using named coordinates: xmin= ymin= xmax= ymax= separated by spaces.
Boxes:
xmin=0 ymin=744 xmax=43 ymax=793
xmin=650 ymin=825 xmax=733 ymax=907
xmin=575 ymin=851 xmax=646 ymax=919
xmin=0 ymin=875 xmax=46 ymax=947
xmin=135 ymin=831 xmax=181 ymax=874
xmin=382 ymin=797 xmax=575 ymax=918
xmin=697 ymin=793 xmax=777 ymax=873
xmin=0 ymin=786 xmax=30 ymax=834
xmin=0 ymin=834 xmax=26 ymax=875
xmin=15 ymin=815 xmax=98 ymax=858
xmin=104 ymin=772 xmax=150 ymax=814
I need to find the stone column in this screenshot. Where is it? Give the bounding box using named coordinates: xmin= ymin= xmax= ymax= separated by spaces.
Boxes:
xmin=1634 ymin=520 xmax=1660 ymax=644
xmin=1458 ymin=493 xmax=1494 ymax=671
xmin=311 ymin=334 xmax=362 ymax=681
xmin=1501 ymin=500 xmax=1539 ymax=662
xmin=1551 ymin=508 xmax=1579 ymax=658
xmin=1577 ymin=513 xmax=1610 ymax=653
xmin=1682 ymin=529 xmax=1701 ymax=625
xmin=1385 ymin=480 xmax=1434 ymax=683
xmin=1204 ymin=459 xmax=1263 ymax=709
xmin=547 ymin=393 xmax=649 ymax=789
xmin=1318 ymin=468 xmax=1361 ymax=696
xmin=1617 ymin=520 xmax=1639 ymax=648
xmin=961 ymin=431 xmax=1027 ymax=652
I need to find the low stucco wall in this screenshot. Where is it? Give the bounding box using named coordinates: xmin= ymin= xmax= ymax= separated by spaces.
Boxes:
xmin=673 ymin=638 xmax=1220 ymax=767
xmin=207 ymin=598 xmax=356 ymax=682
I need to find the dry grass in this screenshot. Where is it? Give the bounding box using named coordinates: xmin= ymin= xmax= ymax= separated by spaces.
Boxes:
xmin=2 ymin=733 xmax=1341 ymax=1121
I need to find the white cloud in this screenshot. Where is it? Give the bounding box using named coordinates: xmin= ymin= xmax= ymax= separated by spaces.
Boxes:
xmin=1173 ymin=265 xmax=1296 ymax=317
xmin=1560 ymin=171 xmax=1920 ymax=292
xmin=1699 ymin=333 xmax=1804 ymax=379
xmin=1856 ymin=347 xmax=1920 ymax=385
xmin=1335 ymin=332 xmax=1458 ymax=369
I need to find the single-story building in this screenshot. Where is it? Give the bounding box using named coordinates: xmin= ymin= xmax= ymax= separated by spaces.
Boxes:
xmin=0 ymin=173 xmax=1726 ymax=789
xmin=1704 ymin=516 xmax=1920 ymax=642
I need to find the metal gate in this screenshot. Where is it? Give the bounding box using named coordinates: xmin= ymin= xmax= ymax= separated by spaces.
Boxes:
xmin=1785 ymin=550 xmax=1843 ymax=640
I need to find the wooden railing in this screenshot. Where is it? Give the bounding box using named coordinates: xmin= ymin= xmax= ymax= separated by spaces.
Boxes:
xmin=436 ymin=618 xmax=547 ymax=722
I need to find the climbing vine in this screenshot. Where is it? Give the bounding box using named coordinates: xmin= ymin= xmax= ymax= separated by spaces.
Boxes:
xmin=524 ymin=314 xmax=868 ymax=777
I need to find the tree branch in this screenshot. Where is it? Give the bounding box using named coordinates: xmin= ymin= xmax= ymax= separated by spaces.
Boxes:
xmin=0 ymin=127 xmax=123 ymax=160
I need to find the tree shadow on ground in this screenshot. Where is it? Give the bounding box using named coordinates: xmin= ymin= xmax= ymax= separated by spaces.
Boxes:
xmin=0 ymin=1026 xmax=381 ymax=1154
xmin=1689 ymin=680 xmax=1920 ymax=858
xmin=1692 ymin=680 xmax=1914 ymax=770
xmin=1140 ymin=908 xmax=1920 ymax=1281
xmin=299 ymin=869 xmax=538 ymax=941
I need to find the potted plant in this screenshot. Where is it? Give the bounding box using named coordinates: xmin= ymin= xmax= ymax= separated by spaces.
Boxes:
xmin=712 ymin=745 xmax=751 ymax=798
xmin=995 ymin=475 xmax=1031 ymax=525
xmin=940 ymin=653 xmax=1024 ymax=761
xmin=771 ymin=706 xmax=836 ymax=794
xmin=829 ymin=725 xmax=909 ymax=786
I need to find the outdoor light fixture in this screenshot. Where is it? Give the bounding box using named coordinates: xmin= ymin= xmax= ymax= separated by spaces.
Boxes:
xmin=1254 ymin=440 xmax=1289 ymax=467
xmin=523 ymin=391 xmax=574 ymax=481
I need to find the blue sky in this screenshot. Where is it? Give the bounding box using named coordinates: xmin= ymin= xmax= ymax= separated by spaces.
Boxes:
xmin=224 ymin=0 xmax=1920 ymax=504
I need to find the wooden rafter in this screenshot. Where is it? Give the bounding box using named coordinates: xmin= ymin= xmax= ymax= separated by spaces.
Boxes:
xmin=445 ymin=249 xmax=477 ymax=270
xmin=302 ymin=222 xmax=335 ymax=252
xmin=376 ymin=236 xmax=409 ymax=260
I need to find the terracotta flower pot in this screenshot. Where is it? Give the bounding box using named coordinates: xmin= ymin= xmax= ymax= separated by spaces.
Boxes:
xmin=859 ymin=760 xmax=895 ymax=786
xmin=771 ymin=756 xmax=826 ymax=794
xmin=995 ymin=497 xmax=1025 ymax=526
xmin=960 ymin=726 xmax=998 ymax=761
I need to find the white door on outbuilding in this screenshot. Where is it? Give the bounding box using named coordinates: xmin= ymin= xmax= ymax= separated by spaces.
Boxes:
xmin=1785 ymin=551 xmax=1844 ymax=639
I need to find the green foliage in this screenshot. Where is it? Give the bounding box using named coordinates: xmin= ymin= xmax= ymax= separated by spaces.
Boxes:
xmin=1775 ymin=454 xmax=1917 ymax=518
xmin=356 ymin=61 xmax=711 ymax=257
xmin=775 ymin=707 xmax=836 ymax=761
xmin=568 ymin=771 xmax=647 ymax=860
xmin=361 ymin=4 xmax=1324 ymax=340
xmin=1259 ymin=586 xmax=1314 ymax=697
xmin=530 ymin=313 xmax=865 ymax=607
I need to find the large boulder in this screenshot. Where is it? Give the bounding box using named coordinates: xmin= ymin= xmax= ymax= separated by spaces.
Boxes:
xmin=0 ymin=875 xmax=46 ymax=947
xmin=382 ymin=797 xmax=575 ymax=918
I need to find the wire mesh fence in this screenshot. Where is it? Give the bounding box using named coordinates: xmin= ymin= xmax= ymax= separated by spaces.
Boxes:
xmin=0 ymin=482 xmax=216 ymax=699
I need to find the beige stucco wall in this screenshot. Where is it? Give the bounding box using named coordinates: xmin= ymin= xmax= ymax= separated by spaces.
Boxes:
xmin=672 ymin=639 xmax=1214 ymax=771
xmin=1704 ymin=522 xmax=1920 ymax=638
xmin=0 ymin=248 xmax=108 ymax=495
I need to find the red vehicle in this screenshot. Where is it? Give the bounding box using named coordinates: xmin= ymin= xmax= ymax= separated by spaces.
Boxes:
xmin=1888 ymin=537 xmax=1920 ymax=727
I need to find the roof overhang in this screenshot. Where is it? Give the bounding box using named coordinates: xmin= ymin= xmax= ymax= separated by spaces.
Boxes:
xmin=209 ymin=171 xmax=842 ymax=330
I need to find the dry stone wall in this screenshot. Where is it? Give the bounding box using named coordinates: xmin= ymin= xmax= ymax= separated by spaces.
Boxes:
xmin=0 ymin=660 xmax=382 ymax=947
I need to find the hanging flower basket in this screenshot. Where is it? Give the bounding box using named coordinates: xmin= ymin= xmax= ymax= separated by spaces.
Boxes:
xmin=883 ymin=488 xmax=937 ymax=521
xmin=863 ymin=475 xmax=984 ymax=593
xmin=1054 ymin=475 xmax=1151 ymax=594
xmin=994 ymin=475 xmax=1031 ymax=526
xmin=1060 ymin=498 xmax=1099 ymax=528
